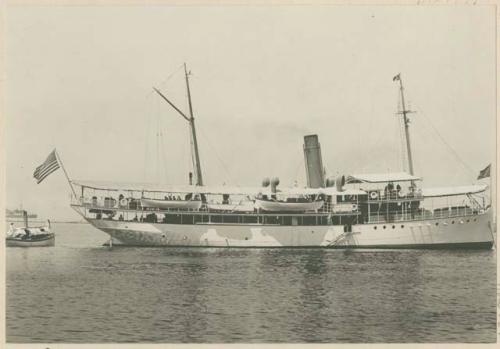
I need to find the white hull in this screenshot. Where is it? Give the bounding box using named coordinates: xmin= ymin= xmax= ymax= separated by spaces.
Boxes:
xmin=6 ymin=235 xmax=55 ymax=247
xmin=86 ymin=209 xmax=494 ymax=249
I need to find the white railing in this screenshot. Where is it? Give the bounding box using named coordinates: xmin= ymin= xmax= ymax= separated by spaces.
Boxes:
xmin=367 ymin=207 xmax=480 ymax=223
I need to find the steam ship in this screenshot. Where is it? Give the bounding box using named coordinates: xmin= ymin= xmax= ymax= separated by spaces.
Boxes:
xmin=68 ymin=66 xmax=494 ymax=248
xmin=6 ymin=208 xmax=38 ymax=220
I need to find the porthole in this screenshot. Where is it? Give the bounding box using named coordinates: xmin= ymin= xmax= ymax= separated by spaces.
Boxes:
xmin=383 ymin=225 xmax=386 ymax=229
xmin=467 ymin=219 xmax=470 ymax=223
xmin=245 ymin=237 xmax=249 ymax=240
xmin=392 ymin=225 xmax=395 ymax=229
xmin=474 ymin=218 xmax=477 ymax=222
xmin=374 ymin=226 xmax=377 ymax=230
xmin=435 ymin=222 xmax=439 ymax=226
xmin=452 ymin=221 xmax=455 ymax=224
xmin=401 ymin=225 xmax=404 ymax=228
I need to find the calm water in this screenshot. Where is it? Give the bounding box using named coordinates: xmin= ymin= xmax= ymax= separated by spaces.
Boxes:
xmin=6 ymin=222 xmax=497 ymax=343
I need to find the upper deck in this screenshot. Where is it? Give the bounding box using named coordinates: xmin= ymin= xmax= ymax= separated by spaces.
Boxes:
xmin=69 ymin=177 xmax=488 ymax=226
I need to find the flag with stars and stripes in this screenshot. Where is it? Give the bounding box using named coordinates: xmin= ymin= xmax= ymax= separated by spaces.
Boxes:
xmin=33 ymin=150 xmax=60 ymax=184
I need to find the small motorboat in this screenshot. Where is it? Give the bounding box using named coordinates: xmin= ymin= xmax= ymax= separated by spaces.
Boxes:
xmin=140 ymin=197 xmax=202 ymax=210
xmin=255 ymin=198 xmax=324 ymax=212
xmin=6 ymin=223 xmax=55 ymax=247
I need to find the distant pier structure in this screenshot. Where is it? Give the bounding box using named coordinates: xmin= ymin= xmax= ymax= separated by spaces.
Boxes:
xmin=303 ymin=134 xmax=325 ymax=188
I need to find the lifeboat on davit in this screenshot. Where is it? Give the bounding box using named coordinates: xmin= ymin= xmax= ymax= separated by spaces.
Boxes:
xmin=254 ymin=198 xmax=324 ymax=212
xmin=140 ymin=198 xmax=202 ymax=210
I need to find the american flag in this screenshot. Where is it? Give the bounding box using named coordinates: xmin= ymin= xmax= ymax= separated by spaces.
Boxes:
xmin=33 ymin=150 xmax=60 ymax=184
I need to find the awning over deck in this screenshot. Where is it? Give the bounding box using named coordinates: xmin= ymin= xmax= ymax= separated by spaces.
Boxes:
xmin=422 ymin=184 xmax=488 ymax=197
xmin=72 ymin=180 xmax=366 ymax=196
xmin=346 ymin=172 xmax=421 ymax=184
xmin=72 ymin=180 xmax=259 ymax=195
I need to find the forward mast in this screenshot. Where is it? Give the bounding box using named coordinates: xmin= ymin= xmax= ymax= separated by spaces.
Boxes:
xmin=153 ymin=63 xmax=204 ymax=186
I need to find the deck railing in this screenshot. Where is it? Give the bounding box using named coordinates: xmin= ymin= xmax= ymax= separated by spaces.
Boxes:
xmin=366 ymin=207 xmax=481 ymax=224
xmin=366 ymin=190 xmax=423 ymax=202
xmin=72 ymin=196 xmax=484 ymax=224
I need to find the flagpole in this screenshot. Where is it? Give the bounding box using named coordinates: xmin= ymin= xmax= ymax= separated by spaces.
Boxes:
xmin=55 ymin=149 xmax=78 ymax=200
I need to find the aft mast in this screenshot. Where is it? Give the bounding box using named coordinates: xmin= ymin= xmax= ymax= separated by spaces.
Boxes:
xmin=152 ymin=63 xmax=204 ymax=186
xmin=394 ymin=73 xmax=415 ymax=176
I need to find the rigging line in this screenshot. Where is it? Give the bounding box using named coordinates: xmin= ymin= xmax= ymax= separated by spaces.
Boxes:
xmin=158 ymin=63 xmax=185 ymax=88
xmin=291 ymin=153 xmax=305 ymax=184
xmin=397 ymin=112 xmax=407 ymax=172
xmin=154 ymin=97 xmax=169 ymax=184
xmin=415 ymin=107 xmax=475 ymax=179
xmin=197 ymin=126 xmax=234 ymax=186
xmin=392 ymin=110 xmax=400 ymax=171
xmin=409 ymin=122 xmax=426 ymax=178
xmin=361 ymin=100 xmax=375 ymax=167
xmin=157 ymin=109 xmax=161 ymax=183
xmin=413 ymin=112 xmax=472 ymax=184
xmin=159 ymin=123 xmax=169 ymax=184
xmin=145 ymin=63 xmax=185 ymax=99
xmin=143 ymin=95 xmax=155 ymax=183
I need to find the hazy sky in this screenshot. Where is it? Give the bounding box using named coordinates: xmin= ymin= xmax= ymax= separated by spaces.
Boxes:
xmin=4 ymin=5 xmax=496 ymax=220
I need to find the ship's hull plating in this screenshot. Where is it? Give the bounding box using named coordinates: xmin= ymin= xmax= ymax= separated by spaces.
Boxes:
xmin=86 ymin=209 xmax=494 ymax=249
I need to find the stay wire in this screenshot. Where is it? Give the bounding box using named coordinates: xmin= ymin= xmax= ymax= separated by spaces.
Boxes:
xmin=414 ymin=107 xmax=476 ymax=180
xmin=197 ymin=126 xmax=234 ymax=186
xmin=145 ymin=63 xmax=185 ymax=99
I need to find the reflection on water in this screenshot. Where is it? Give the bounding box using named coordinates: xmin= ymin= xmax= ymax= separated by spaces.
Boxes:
xmin=6 ymin=223 xmax=496 ymax=343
